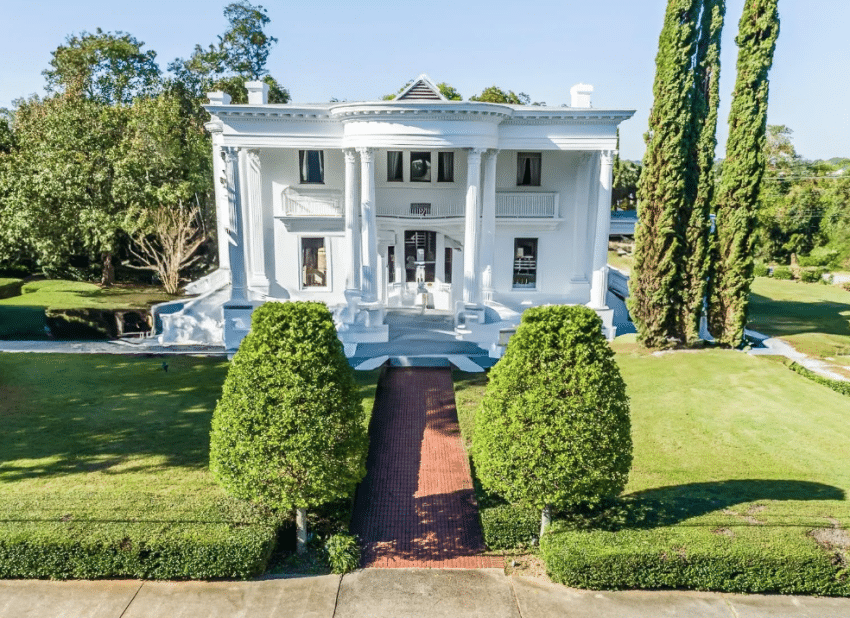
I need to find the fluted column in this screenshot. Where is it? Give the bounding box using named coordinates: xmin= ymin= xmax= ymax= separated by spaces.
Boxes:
xmin=244 ymin=149 xmax=269 ymax=295
xmin=463 ymin=148 xmax=484 ymax=304
xmin=480 ymin=149 xmax=499 ymax=302
xmin=207 ymin=128 xmax=230 ymax=270
xmin=589 ymin=149 xmax=615 ymax=309
xmin=358 ymin=147 xmax=378 ymax=302
xmin=343 ymin=149 xmax=361 ymax=293
xmin=222 ymin=146 xmax=247 ymax=301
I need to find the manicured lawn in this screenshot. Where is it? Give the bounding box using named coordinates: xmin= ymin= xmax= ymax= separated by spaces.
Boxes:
xmin=455 ymin=340 xmax=850 ymax=593
xmin=748 ymin=276 xmax=850 ymax=363
xmin=0 ymin=353 xmax=381 ymax=578
xmin=0 ymin=280 xmax=180 ymax=339
xmin=607 ymin=250 xmax=633 ymax=274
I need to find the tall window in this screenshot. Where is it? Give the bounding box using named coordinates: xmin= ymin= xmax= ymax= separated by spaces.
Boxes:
xmin=299 ymin=150 xmax=324 ymax=184
xmin=438 ymin=152 xmax=454 ymax=182
xmin=387 ymin=246 xmax=396 ymax=283
xmin=516 ymin=152 xmax=541 ymax=186
xmin=387 ymin=151 xmax=403 ymax=182
xmin=410 ymin=152 xmax=431 ymax=182
xmin=301 ymin=237 xmax=327 ymax=287
xmin=444 ymin=248 xmax=453 ymax=283
xmin=404 ymin=231 xmax=436 ymax=282
xmin=512 ymin=238 xmax=538 ymax=288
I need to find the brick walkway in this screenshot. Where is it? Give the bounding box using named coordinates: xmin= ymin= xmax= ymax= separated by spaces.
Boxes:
xmin=351 ymin=367 xmax=502 ymax=569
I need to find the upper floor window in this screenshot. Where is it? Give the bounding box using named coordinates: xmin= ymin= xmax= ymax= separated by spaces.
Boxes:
xmin=387 ymin=151 xmax=403 ymax=182
xmin=438 ymin=152 xmax=454 ymax=182
xmin=410 ymin=152 xmax=431 ymax=182
xmin=299 ymin=150 xmax=324 ymax=184
xmin=517 ymin=152 xmax=541 ymax=186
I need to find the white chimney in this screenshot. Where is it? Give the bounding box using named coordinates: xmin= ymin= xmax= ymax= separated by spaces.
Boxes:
xmin=246 ymin=81 xmax=269 ymax=105
xmin=207 ymin=91 xmax=232 ymax=106
xmin=570 ymin=83 xmax=593 ymax=108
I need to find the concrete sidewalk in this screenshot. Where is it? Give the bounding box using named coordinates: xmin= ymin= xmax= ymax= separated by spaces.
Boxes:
xmin=3 ymin=569 xmax=850 ymax=618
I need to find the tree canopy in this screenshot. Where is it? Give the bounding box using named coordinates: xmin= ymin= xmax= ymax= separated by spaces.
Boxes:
xmin=469 ymin=85 xmax=530 ymax=105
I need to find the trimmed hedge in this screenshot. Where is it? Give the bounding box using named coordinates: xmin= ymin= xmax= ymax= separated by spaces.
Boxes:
xmin=0 ymin=278 xmax=23 ymax=300
xmin=789 ymin=362 xmax=850 ymax=397
xmin=479 ymin=504 xmax=540 ymax=550
xmin=772 ymin=266 xmax=794 ymax=280
xmin=541 ymin=524 xmax=850 ymax=595
xmin=0 ymin=497 xmax=279 ymax=580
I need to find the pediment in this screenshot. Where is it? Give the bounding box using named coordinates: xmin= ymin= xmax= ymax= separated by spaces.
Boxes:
xmin=395 ymin=74 xmax=447 ymax=101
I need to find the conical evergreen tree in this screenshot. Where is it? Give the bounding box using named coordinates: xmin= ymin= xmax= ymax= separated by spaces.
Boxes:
xmin=678 ymin=0 xmax=725 ymax=344
xmin=630 ymin=0 xmax=703 ymax=348
xmin=709 ymin=0 xmax=780 ymax=346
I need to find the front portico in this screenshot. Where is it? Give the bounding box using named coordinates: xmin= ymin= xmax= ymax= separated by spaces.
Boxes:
xmin=156 ymin=76 xmax=634 ymax=361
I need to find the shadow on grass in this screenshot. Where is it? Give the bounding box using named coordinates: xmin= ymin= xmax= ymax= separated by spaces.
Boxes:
xmin=748 ymin=292 xmax=850 ymax=339
xmin=561 ymin=480 xmax=845 ymax=531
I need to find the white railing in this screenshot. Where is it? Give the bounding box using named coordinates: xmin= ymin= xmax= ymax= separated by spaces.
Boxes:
xmin=376 ymin=201 xmax=464 ymax=218
xmin=281 ymin=188 xmax=343 ymax=217
xmin=496 ymin=192 xmax=557 ymax=218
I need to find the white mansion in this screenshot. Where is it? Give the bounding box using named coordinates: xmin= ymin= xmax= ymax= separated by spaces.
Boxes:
xmin=155 ymin=75 xmax=634 ymax=363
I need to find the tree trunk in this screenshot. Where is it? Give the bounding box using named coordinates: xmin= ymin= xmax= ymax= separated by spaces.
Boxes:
xmin=539 ymin=505 xmax=552 ymax=539
xmin=101 ymin=252 xmax=114 ymax=287
xmin=296 ymin=508 xmax=308 ymax=555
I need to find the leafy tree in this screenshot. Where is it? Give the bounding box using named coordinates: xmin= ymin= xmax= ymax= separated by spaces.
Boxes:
xmin=679 ymin=0 xmax=725 ymax=345
xmin=43 ymin=29 xmax=160 ymax=105
xmin=629 ymin=0 xmax=704 ymax=348
xmin=612 ymin=159 xmax=642 ymax=209
xmin=708 ymin=0 xmax=780 ymax=346
xmin=470 ymin=85 xmax=530 ymax=105
xmin=210 ymin=302 xmax=368 ymax=554
xmin=437 ymin=82 xmax=462 ymax=101
xmin=472 ymin=306 xmax=632 ymax=537
xmin=169 ymin=1 xmax=289 ymax=104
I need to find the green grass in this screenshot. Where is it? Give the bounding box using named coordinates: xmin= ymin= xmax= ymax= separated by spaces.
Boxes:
xmin=0 ymin=354 xmax=381 ymax=578
xmin=455 ymin=341 xmax=850 ymax=593
xmin=0 ymin=280 xmax=180 ymax=339
xmin=607 ymin=250 xmax=633 ymax=274
xmin=748 ymin=277 xmax=850 ymax=362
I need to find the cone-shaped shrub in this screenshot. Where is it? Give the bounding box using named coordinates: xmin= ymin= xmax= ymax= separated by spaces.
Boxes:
xmin=210 ymin=302 xmax=367 ymax=534
xmin=472 ymin=306 xmax=631 ymax=526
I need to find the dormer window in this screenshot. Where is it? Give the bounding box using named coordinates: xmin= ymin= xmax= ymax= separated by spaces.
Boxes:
xmin=517 ymin=152 xmax=541 ymax=186
xmin=299 ymin=150 xmax=324 ymax=184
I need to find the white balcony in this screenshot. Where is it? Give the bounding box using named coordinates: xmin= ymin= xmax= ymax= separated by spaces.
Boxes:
xmin=376 ymin=200 xmax=464 ymax=218
xmin=277 ymin=187 xmax=343 ymax=218
xmin=496 ymin=192 xmax=558 ymax=218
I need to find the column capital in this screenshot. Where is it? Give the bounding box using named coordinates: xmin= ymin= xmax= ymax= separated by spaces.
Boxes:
xmin=343 ymin=147 xmax=358 ymax=163
xmin=221 ymin=145 xmax=241 ymax=163
xmin=600 ymin=149 xmax=617 ymax=165
xmin=356 ymin=146 xmax=375 ymax=163
xmin=245 ymin=148 xmax=261 ymax=164
xmin=466 ymin=147 xmax=486 ymax=161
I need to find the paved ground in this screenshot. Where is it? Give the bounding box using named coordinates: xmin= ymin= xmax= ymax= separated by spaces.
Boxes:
xmin=350 ymin=367 xmax=501 ymax=569
xmin=4 ymin=571 xmax=850 ymax=618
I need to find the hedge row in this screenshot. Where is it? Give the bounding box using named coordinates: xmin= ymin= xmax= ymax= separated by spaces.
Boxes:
xmin=0 ymin=498 xmax=279 ymax=580
xmin=0 ymin=278 xmax=23 ymax=300
xmin=479 ymin=504 xmax=540 ymax=550
xmin=789 ymin=362 xmax=850 ymax=397
xmin=541 ymin=525 xmax=850 ymax=596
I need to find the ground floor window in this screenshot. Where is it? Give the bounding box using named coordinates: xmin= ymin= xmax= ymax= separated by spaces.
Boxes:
xmin=301 ymin=237 xmax=327 ymax=287
xmin=404 ymin=231 xmax=436 ymax=283
xmin=513 ymin=238 xmax=538 ymax=288
xmin=387 ymin=246 xmax=396 ymax=283
xmin=444 ymin=247 xmax=453 ymax=283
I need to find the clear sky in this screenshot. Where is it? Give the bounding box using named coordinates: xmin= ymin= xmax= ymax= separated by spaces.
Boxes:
xmin=1 ymin=1 xmax=846 ymax=161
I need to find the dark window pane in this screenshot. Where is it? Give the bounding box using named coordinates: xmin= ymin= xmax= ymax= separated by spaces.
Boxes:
xmin=516 ymin=152 xmax=541 ymax=186
xmin=512 ymin=238 xmax=538 ymax=288
xmin=387 ymin=246 xmax=395 ymax=283
xmin=387 ymin=151 xmax=403 ymax=181
xmin=302 ymin=237 xmax=327 ymax=287
xmin=410 ymin=152 xmax=431 ymax=182
xmin=300 ymin=150 xmax=324 ymax=183
xmin=444 ymin=248 xmax=452 ymax=283
xmin=438 ymin=152 xmax=454 ymax=182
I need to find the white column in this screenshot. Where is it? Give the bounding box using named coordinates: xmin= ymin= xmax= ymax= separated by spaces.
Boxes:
xmin=480 ymin=149 xmax=498 ymax=302
xmin=463 ymin=148 xmax=484 ymax=304
xmin=358 ymin=147 xmax=378 ymax=303
xmin=244 ymin=149 xmax=269 ymax=295
xmin=589 ymin=149 xmax=615 ymax=309
xmin=222 ymin=146 xmax=247 ymax=301
xmin=343 ymin=148 xmax=361 ymax=293
xmin=208 ymin=130 xmax=230 ymax=270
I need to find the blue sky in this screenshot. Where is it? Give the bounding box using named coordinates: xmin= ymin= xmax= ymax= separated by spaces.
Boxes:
xmin=1 ymin=1 xmax=847 ymax=161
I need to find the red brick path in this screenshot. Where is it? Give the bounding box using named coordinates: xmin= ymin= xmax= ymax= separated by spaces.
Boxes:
xmin=351 ymin=367 xmax=502 ymax=569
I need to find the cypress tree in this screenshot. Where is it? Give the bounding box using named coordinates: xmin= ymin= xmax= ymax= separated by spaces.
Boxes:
xmin=708 ymin=0 xmax=780 ymax=346
xmin=678 ymin=0 xmax=725 ymax=344
xmin=629 ymin=0 xmax=704 ymax=348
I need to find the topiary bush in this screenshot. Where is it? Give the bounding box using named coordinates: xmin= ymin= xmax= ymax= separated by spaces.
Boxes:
xmin=799 ymin=268 xmax=827 ymax=284
xmin=472 ymin=305 xmax=632 ymax=537
xmin=210 ymin=301 xmax=368 ymax=553
xmin=752 ymin=263 xmax=769 ymax=277
xmin=771 ymin=266 xmax=794 ymax=280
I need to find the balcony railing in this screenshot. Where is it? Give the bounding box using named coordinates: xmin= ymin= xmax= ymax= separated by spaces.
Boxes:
xmin=496 ymin=192 xmax=557 ymax=218
xmin=376 ymin=201 xmax=464 ymax=218
xmin=279 ymin=188 xmax=343 ymax=217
